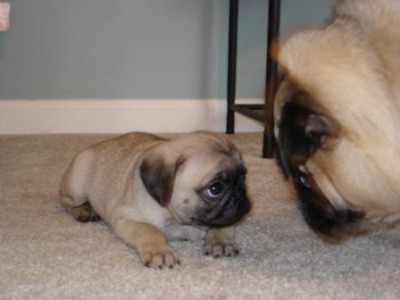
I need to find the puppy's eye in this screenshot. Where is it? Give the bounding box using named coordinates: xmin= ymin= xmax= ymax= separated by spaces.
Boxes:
xmin=204 ymin=181 xmax=225 ymax=199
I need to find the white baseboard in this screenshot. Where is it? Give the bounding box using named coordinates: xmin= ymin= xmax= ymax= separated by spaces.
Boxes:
xmin=0 ymin=99 xmax=264 ymax=134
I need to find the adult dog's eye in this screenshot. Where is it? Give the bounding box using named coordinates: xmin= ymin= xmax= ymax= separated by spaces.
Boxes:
xmin=299 ymin=173 xmax=311 ymax=189
xmin=204 ymin=181 xmax=225 ymax=199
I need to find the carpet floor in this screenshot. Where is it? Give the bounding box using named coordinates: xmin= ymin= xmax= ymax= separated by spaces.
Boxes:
xmin=1 ymin=132 xmax=399 ymax=300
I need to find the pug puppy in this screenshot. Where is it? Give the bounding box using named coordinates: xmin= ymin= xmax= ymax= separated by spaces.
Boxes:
xmin=274 ymin=0 xmax=400 ymax=239
xmin=59 ymin=132 xmax=250 ymax=268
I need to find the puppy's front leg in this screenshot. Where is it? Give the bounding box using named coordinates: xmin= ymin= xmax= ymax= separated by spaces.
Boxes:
xmin=203 ymin=226 xmax=239 ymax=258
xmin=113 ymin=219 xmax=180 ymax=269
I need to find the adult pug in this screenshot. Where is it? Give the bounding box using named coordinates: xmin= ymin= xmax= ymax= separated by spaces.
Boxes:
xmin=59 ymin=132 xmax=250 ymax=269
xmin=274 ymin=0 xmax=400 ymax=238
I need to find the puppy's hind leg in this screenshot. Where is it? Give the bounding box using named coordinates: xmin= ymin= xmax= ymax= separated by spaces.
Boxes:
xmin=60 ymin=195 xmax=101 ymax=223
xmin=59 ymin=150 xmax=100 ymax=223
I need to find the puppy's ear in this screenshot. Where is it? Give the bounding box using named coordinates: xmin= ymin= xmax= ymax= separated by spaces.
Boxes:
xmin=140 ymin=150 xmax=185 ymax=206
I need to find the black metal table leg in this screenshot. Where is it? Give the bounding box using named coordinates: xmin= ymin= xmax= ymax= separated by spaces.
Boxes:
xmin=262 ymin=0 xmax=281 ymax=158
xmin=226 ymin=0 xmax=239 ymax=134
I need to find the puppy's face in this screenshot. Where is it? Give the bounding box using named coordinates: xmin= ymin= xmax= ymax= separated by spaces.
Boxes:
xmin=274 ymin=28 xmax=400 ymax=238
xmin=139 ymin=133 xmax=251 ymax=228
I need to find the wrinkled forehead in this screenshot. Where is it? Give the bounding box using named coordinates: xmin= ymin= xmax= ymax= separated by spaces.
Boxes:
xmin=174 ymin=133 xmax=234 ymax=152
xmin=179 ymin=151 xmax=242 ymax=186
xmin=190 ymin=149 xmax=239 ymax=171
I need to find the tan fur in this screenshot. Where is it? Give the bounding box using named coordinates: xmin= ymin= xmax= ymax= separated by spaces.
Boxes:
xmin=274 ymin=0 xmax=400 ymax=235
xmin=59 ymin=132 xmax=250 ymax=268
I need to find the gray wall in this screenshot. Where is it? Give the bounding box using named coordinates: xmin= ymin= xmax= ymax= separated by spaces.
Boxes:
xmin=0 ymin=0 xmax=333 ymax=100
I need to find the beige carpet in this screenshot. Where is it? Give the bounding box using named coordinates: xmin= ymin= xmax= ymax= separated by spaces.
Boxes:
xmin=1 ymin=132 xmax=399 ymax=300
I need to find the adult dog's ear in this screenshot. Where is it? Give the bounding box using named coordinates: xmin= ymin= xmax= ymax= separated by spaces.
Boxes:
xmin=277 ymin=102 xmax=336 ymax=176
xmin=140 ymin=150 xmax=185 ymax=206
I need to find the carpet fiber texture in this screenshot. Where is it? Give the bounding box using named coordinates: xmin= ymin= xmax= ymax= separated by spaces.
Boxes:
xmin=1 ymin=133 xmax=399 ymax=300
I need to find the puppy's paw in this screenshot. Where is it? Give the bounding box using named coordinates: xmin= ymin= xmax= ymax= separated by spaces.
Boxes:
xmin=203 ymin=227 xmax=239 ymax=258
xmin=203 ymin=241 xmax=239 ymax=258
xmin=138 ymin=245 xmax=180 ymax=269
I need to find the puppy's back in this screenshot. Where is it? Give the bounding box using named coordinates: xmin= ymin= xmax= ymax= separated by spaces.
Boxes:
xmin=60 ymin=132 xmax=164 ymax=220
